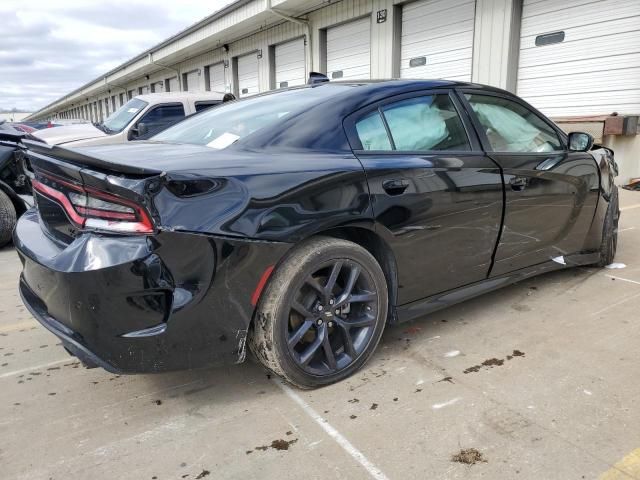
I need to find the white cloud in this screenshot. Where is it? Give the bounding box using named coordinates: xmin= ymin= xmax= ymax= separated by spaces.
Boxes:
xmin=0 ymin=0 xmax=234 ymax=112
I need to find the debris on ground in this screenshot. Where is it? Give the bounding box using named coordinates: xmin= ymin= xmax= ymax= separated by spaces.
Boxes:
xmin=451 ymin=448 xmax=487 ymax=465
xmin=622 ymin=178 xmax=640 ymax=190
xmin=605 ymin=263 xmax=626 ymax=269
xmin=464 ymin=350 xmax=524 ymax=374
xmin=195 ymin=470 xmax=210 ymax=479
xmin=253 ymin=438 xmax=298 ymax=452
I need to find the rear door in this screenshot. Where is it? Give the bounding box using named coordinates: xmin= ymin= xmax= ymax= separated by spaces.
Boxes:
xmin=459 ymin=90 xmax=599 ymax=276
xmin=346 ymin=90 xmax=504 ymax=304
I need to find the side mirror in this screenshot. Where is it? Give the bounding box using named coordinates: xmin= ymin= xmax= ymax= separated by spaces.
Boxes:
xmin=568 ymin=132 xmax=594 ymax=152
xmin=137 ymin=122 xmax=149 ymax=137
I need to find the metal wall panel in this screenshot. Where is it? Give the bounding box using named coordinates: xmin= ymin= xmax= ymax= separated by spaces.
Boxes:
xmin=400 ymin=0 xmax=475 ymax=81
xmin=275 ymin=37 xmax=306 ymax=88
xmin=517 ymin=0 xmax=640 ymax=116
xmin=326 ymin=17 xmax=371 ymax=80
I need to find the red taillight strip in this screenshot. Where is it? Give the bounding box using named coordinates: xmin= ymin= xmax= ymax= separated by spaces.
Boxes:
xmin=75 ymin=206 xmax=137 ymax=221
xmin=32 ymin=172 xmax=154 ymax=234
xmin=32 ymin=179 xmax=86 ymax=227
xmin=251 ymin=265 xmax=275 ymax=307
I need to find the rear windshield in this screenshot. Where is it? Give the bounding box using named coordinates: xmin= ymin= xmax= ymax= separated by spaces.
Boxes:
xmin=103 ymin=98 xmax=148 ymax=133
xmin=153 ymin=86 xmax=348 ymax=149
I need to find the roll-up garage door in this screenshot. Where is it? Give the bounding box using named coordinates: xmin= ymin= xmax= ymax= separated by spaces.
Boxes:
xmin=184 ymin=70 xmax=202 ymax=92
xmin=275 ymin=38 xmax=306 ymax=88
xmin=237 ymin=53 xmax=260 ymax=97
xmin=208 ymin=63 xmax=226 ymax=92
xmin=517 ymin=0 xmax=640 ymax=117
xmin=400 ymin=0 xmax=475 ymax=81
xmin=150 ymin=81 xmax=164 ymax=93
xmin=167 ymin=77 xmax=179 ymax=92
xmin=327 ymin=17 xmax=371 ymax=80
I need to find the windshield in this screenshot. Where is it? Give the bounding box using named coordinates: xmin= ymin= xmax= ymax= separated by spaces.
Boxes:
xmin=153 ymin=86 xmax=346 ymax=148
xmin=102 ymin=98 xmax=148 ymax=133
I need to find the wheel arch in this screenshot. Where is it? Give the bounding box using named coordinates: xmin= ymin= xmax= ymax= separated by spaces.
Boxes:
xmin=0 ymin=179 xmax=28 ymax=217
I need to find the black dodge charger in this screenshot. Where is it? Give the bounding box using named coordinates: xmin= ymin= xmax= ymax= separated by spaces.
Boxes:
xmin=14 ymin=79 xmax=619 ymax=388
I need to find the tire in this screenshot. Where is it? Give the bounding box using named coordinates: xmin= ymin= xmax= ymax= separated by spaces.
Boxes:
xmin=249 ymin=236 xmax=388 ymax=389
xmin=596 ymin=186 xmax=620 ymax=267
xmin=0 ymin=190 xmax=16 ymax=248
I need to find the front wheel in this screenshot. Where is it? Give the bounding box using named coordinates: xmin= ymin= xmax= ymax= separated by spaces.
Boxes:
xmin=249 ymin=236 xmax=388 ymax=389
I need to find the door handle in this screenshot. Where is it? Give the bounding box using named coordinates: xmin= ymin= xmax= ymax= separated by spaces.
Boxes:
xmin=509 ymin=176 xmax=529 ymax=191
xmin=382 ymin=179 xmax=409 ymax=195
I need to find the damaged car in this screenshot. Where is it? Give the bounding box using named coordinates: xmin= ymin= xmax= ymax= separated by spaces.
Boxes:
xmin=0 ymin=125 xmax=33 ymax=247
xmin=14 ymin=79 xmax=619 ymax=388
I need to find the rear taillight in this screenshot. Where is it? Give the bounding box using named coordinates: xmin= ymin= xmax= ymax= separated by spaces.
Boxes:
xmin=32 ymin=174 xmax=154 ymax=234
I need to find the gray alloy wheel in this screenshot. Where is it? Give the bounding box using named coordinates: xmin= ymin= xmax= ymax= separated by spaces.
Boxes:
xmin=596 ymin=186 xmax=620 ymax=267
xmin=249 ymin=236 xmax=388 ymax=389
xmin=0 ymin=190 xmax=16 ymax=248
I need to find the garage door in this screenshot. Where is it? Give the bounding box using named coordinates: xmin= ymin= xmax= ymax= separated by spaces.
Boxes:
xmin=167 ymin=77 xmax=179 ymax=92
xmin=400 ymin=0 xmax=475 ymax=81
xmin=150 ymin=81 xmax=164 ymax=93
xmin=275 ymin=38 xmax=306 ymax=88
xmin=208 ymin=63 xmax=226 ymax=92
xmin=517 ymin=0 xmax=640 ymax=117
xmin=327 ymin=17 xmax=371 ymax=80
xmin=185 ymin=70 xmax=202 ymax=92
xmin=237 ymin=53 xmax=260 ymax=97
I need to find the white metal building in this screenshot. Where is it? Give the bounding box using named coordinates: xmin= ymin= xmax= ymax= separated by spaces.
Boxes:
xmin=26 ymin=0 xmax=640 ymax=181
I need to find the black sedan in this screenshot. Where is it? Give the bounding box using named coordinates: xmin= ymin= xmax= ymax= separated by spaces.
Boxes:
xmin=14 ymin=79 xmax=619 ymax=388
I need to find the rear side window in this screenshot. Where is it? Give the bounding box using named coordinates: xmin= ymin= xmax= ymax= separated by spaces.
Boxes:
xmin=465 ymin=94 xmax=562 ymax=153
xmin=354 ymin=94 xmax=470 ymax=152
xmin=355 ymin=111 xmax=392 ymax=151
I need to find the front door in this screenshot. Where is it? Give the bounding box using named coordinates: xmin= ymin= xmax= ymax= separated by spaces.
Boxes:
xmin=346 ymin=90 xmax=504 ymax=305
xmin=460 ymin=91 xmax=600 ymax=276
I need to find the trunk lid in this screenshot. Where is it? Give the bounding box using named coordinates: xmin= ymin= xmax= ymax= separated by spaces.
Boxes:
xmin=24 ymin=141 xmax=162 ymax=245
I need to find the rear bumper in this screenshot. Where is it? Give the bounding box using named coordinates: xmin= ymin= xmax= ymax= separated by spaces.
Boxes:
xmin=19 ymin=279 xmax=121 ymax=373
xmin=14 ymin=208 xmax=290 ymax=373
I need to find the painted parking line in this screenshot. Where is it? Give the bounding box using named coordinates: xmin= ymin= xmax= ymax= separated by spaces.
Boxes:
xmin=605 ymin=275 xmax=640 ymax=287
xmin=620 ymin=204 xmax=640 ymax=212
xmin=0 ymin=359 xmax=69 ymax=379
xmin=276 ymin=379 xmax=390 ymax=480
xmin=0 ymin=320 xmax=38 ymax=334
xmin=599 ymin=448 xmax=640 ymax=480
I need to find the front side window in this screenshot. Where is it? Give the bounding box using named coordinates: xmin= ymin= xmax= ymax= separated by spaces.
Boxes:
xmin=140 ymin=104 xmax=185 ymax=124
xmin=465 ymin=94 xmax=563 ymax=153
xmin=102 ymin=98 xmax=148 ymax=133
xmin=354 ymin=94 xmax=470 ymax=152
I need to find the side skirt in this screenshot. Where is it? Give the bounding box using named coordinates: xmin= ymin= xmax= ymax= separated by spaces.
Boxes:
xmin=395 ymin=252 xmax=600 ymax=323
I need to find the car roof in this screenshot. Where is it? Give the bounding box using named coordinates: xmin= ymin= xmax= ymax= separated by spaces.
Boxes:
xmin=135 ymin=91 xmax=226 ymax=102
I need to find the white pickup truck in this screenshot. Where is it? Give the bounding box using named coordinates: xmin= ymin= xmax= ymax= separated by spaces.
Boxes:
xmin=34 ymin=92 xmax=225 ymax=147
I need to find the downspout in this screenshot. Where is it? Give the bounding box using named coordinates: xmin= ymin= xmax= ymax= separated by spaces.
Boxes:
xmin=265 ymin=0 xmax=313 ymax=73
xmin=148 ymin=52 xmax=183 ymax=91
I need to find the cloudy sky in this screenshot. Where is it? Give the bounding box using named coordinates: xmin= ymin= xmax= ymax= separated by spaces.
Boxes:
xmin=0 ymin=0 xmax=234 ymax=113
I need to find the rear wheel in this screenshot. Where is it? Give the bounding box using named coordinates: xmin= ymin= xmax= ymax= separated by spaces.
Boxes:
xmin=596 ymin=186 xmax=620 ymax=267
xmin=249 ymin=236 xmax=388 ymax=389
xmin=0 ymin=190 xmax=16 ymax=248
